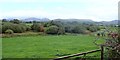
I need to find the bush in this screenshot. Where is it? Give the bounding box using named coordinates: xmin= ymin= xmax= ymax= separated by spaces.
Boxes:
xmin=58 ymin=27 xmax=65 ymax=35
xmin=5 ymin=29 xmax=14 ymax=34
xmin=65 ymin=26 xmax=73 ymax=33
xmin=31 ymin=23 xmax=41 ymax=32
xmin=2 ymin=22 xmax=14 ymax=33
xmin=10 ymin=19 xmax=21 ymax=24
xmin=26 ymin=25 xmax=31 ymax=31
xmin=72 ymin=26 xmax=86 ymax=34
xmin=45 ymin=26 xmax=59 ymax=34
xmin=87 ymin=26 xmax=100 ymax=32
xmin=2 ymin=23 xmax=27 ymax=33
xmin=12 ymin=24 xmax=27 ymax=33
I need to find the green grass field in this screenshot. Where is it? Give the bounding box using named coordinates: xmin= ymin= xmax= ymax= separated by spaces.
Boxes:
xmin=26 ymin=23 xmax=33 ymax=26
xmin=2 ymin=35 xmax=104 ymax=58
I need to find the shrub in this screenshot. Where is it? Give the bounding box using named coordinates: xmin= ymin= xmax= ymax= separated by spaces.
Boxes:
xmin=2 ymin=22 xmax=14 ymax=33
xmin=26 ymin=25 xmax=31 ymax=31
xmin=31 ymin=23 xmax=41 ymax=32
xmin=86 ymin=25 xmax=100 ymax=32
xmin=72 ymin=26 xmax=86 ymax=34
xmin=5 ymin=29 xmax=14 ymax=34
xmin=65 ymin=26 xmax=73 ymax=33
xmin=10 ymin=19 xmax=21 ymax=24
xmin=12 ymin=24 xmax=27 ymax=33
xmin=58 ymin=27 xmax=65 ymax=35
xmin=87 ymin=26 xmax=99 ymax=32
xmin=2 ymin=23 xmax=27 ymax=33
xmin=45 ymin=26 xmax=59 ymax=34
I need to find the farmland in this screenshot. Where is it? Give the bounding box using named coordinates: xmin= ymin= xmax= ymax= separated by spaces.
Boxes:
xmin=2 ymin=35 xmax=104 ymax=58
xmin=1 ymin=19 xmax=119 ymax=59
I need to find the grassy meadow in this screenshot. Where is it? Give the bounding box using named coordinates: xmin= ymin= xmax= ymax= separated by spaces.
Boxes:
xmin=1 ymin=20 xmax=117 ymax=59
xmin=2 ymin=34 xmax=104 ymax=58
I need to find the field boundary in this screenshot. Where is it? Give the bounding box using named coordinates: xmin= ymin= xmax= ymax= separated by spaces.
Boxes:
xmin=54 ymin=49 xmax=101 ymax=60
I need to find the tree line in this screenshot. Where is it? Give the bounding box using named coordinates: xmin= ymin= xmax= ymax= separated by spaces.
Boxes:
xmin=0 ymin=19 xmax=101 ymax=34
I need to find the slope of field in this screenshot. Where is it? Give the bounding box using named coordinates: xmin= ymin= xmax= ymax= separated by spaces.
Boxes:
xmin=2 ymin=35 xmax=104 ymax=58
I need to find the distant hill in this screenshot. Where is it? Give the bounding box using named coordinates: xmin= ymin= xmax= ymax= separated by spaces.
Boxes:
xmin=23 ymin=18 xmax=95 ymax=24
xmin=53 ymin=19 xmax=119 ymax=25
xmin=97 ymin=20 xmax=119 ymax=25
xmin=1 ymin=17 xmax=119 ymax=25
xmin=23 ymin=17 xmax=50 ymax=22
xmin=53 ymin=19 xmax=94 ymax=24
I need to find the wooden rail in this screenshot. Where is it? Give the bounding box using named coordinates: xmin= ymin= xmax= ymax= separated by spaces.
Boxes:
xmin=54 ymin=49 xmax=101 ymax=60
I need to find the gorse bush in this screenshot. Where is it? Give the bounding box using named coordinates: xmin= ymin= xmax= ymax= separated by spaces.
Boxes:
xmin=57 ymin=27 xmax=65 ymax=35
xmin=2 ymin=22 xmax=14 ymax=33
xmin=2 ymin=22 xmax=27 ymax=33
xmin=10 ymin=19 xmax=21 ymax=24
xmin=72 ymin=26 xmax=86 ymax=34
xmin=45 ymin=26 xmax=65 ymax=35
xmin=31 ymin=23 xmax=41 ymax=32
xmin=5 ymin=29 xmax=14 ymax=34
xmin=12 ymin=24 xmax=27 ymax=33
xmin=45 ymin=26 xmax=59 ymax=34
xmin=86 ymin=26 xmax=100 ymax=32
xmin=65 ymin=26 xmax=74 ymax=33
xmin=64 ymin=25 xmax=87 ymax=34
xmin=25 ymin=25 xmax=31 ymax=31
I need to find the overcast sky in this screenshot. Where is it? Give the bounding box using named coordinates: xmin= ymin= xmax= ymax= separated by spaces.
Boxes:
xmin=0 ymin=0 xmax=119 ymax=21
